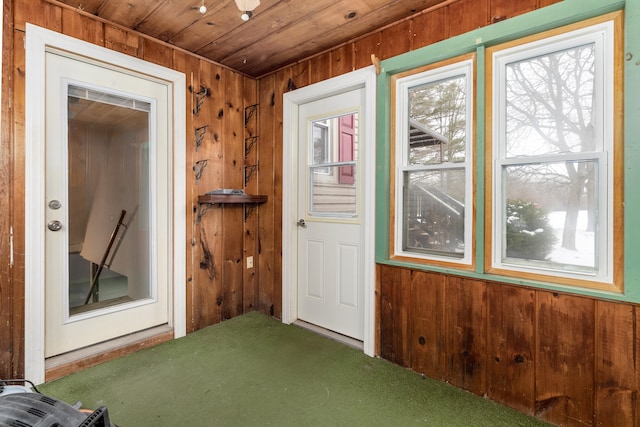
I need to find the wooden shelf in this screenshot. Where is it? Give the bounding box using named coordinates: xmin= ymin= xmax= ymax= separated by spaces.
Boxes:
xmin=198 ymin=194 xmax=267 ymax=204
xmin=197 ymin=193 xmax=268 ymax=222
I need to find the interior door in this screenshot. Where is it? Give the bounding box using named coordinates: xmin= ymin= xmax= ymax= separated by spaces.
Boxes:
xmin=44 ymin=50 xmax=170 ymax=357
xmin=297 ymin=89 xmax=365 ymax=340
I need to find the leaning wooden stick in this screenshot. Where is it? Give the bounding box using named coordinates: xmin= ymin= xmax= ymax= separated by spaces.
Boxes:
xmin=83 ymin=210 xmax=127 ymax=305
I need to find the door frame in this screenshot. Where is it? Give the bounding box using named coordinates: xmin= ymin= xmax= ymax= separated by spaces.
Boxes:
xmin=282 ymin=67 xmax=376 ymax=356
xmin=24 ymin=24 xmax=186 ymax=384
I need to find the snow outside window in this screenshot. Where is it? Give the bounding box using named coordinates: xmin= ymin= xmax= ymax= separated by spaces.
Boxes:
xmin=490 ymin=19 xmax=615 ymax=285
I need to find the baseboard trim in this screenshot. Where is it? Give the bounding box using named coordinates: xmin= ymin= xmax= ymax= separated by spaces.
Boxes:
xmin=45 ymin=325 xmax=174 ymax=382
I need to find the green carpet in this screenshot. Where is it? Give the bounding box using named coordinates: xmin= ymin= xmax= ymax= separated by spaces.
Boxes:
xmin=40 ymin=312 xmax=549 ymax=426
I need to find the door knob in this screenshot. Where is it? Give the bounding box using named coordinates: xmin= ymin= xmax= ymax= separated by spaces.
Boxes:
xmin=47 ymin=220 xmax=63 ymax=231
xmin=297 ymin=218 xmax=307 ymax=228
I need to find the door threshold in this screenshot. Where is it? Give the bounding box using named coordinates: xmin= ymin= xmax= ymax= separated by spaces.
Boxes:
xmin=293 ymin=320 xmax=364 ymax=351
xmin=45 ymin=324 xmax=173 ymax=382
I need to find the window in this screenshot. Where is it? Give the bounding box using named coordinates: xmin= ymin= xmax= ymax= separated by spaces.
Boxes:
xmin=312 ymin=120 xmax=330 ymax=174
xmin=309 ymin=113 xmax=358 ymax=217
xmin=488 ymin=17 xmax=621 ymax=289
xmin=392 ymin=57 xmax=474 ymax=266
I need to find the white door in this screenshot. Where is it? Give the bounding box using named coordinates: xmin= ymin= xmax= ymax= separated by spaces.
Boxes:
xmin=44 ymin=50 xmax=170 ymax=357
xmin=297 ymin=89 xmax=365 ymax=340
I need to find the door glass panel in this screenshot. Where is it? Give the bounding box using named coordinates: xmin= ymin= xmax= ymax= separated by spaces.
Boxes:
xmin=68 ymin=84 xmax=152 ymax=315
xmin=308 ymin=113 xmax=358 ymax=217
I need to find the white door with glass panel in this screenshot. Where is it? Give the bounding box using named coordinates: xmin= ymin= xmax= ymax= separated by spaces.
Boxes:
xmin=44 ymin=51 xmax=170 ymax=357
xmin=297 ymin=89 xmax=365 ymax=340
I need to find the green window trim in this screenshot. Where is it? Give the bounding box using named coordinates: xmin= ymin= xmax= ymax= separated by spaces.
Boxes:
xmin=376 ymin=0 xmax=640 ymax=303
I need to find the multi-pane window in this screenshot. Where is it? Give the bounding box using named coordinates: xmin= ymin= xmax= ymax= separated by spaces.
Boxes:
xmin=490 ymin=19 xmax=616 ymax=285
xmin=393 ymin=58 xmax=474 ymax=265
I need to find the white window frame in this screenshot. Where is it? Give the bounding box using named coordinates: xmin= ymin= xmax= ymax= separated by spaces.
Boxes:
xmin=394 ymin=59 xmax=474 ymax=265
xmin=491 ymin=20 xmax=615 ymax=284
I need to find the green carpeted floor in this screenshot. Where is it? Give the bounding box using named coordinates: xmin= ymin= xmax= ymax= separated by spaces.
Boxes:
xmin=40 ymin=312 xmax=550 ymax=426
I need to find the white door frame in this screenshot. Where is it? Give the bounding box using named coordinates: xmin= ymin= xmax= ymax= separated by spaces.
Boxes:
xmin=24 ymin=24 xmax=186 ymax=384
xmin=282 ymin=67 xmax=376 ymax=356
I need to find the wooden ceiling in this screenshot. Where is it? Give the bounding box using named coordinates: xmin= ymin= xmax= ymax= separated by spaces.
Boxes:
xmin=54 ymin=0 xmax=449 ymax=78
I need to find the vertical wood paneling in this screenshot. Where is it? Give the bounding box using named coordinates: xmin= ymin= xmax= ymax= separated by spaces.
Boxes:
xmin=411 ymin=271 xmax=447 ymax=380
xmin=447 ymin=0 xmax=489 ymax=38
xmin=378 ymin=265 xmax=640 ymax=426
xmin=379 ymin=21 xmax=411 ymax=61
xmin=221 ymin=69 xmax=245 ymax=320
xmin=271 ymin=68 xmax=288 ymax=318
xmin=0 ymin=0 xmax=14 ymax=377
xmin=256 ymin=73 xmax=276 ymax=315
xmin=290 ymin=61 xmax=310 ymax=92
xmin=378 ymin=265 xmax=412 ymax=367
xmin=309 ymin=52 xmax=331 ymax=85
xmin=487 ymin=284 xmax=535 ymax=415
xmin=411 ymin=6 xmax=447 ymax=51
xmin=353 ymin=33 xmax=381 ymax=71
xmin=10 ymin=27 xmax=27 ymax=379
xmin=104 ymin=25 xmax=142 ymax=58
xmin=378 ymin=263 xmax=640 ymax=426
xmin=194 ymin=60 xmax=224 ymax=328
xmin=5 ymin=9 xmax=638 ymax=427
xmin=330 ymin=44 xmax=354 ymax=78
xmin=490 ymin=0 xmax=538 ymax=23
xmin=539 ymin=0 xmax=563 ymax=7
xmin=375 ymin=264 xmax=382 ymax=356
xmin=13 ymin=0 xmax=61 ymax=32
xmin=172 ymin=50 xmax=200 ymax=333
xmin=243 ymin=77 xmax=259 ymax=312
xmin=536 ymin=292 xmax=595 ymax=425
xmin=446 ymin=277 xmax=487 ymax=394
xmin=141 ymin=37 xmax=174 ymax=67
xmin=61 ymin=8 xmax=103 ymax=45
xmin=594 ymin=301 xmax=638 ymax=427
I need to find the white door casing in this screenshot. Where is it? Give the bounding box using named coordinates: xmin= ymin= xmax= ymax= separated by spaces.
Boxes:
xmin=25 ymin=24 xmax=186 ymax=384
xmin=282 ymin=67 xmax=376 ymax=356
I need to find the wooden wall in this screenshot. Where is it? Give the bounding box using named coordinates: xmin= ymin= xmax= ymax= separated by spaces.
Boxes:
xmin=0 ymin=0 xmax=278 ymax=379
xmin=253 ymin=0 xmax=640 ymax=426
xmin=4 ymin=0 xmax=634 ymax=425
xmin=378 ymin=265 xmax=640 ymax=427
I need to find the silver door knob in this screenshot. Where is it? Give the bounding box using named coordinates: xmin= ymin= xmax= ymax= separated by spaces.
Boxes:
xmin=297 ymin=218 xmax=307 ymax=228
xmin=47 ymin=220 xmax=63 ymax=231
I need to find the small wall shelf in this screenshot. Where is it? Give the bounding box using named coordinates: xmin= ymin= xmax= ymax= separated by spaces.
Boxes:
xmin=197 ymin=194 xmax=267 ymax=222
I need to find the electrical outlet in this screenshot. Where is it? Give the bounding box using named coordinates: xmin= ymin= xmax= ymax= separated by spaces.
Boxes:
xmin=246 ymin=256 xmax=254 ymax=269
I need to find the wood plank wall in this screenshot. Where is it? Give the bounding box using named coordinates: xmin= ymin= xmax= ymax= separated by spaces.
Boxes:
xmin=4 ymin=0 xmax=635 ymax=424
xmin=253 ymin=0 xmax=640 ymax=426
xmin=0 ymin=0 xmax=274 ymax=379
xmin=378 ymin=265 xmax=640 ymax=427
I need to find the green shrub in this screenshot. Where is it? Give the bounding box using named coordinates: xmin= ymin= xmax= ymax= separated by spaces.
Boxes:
xmin=505 ymin=199 xmax=556 ymax=261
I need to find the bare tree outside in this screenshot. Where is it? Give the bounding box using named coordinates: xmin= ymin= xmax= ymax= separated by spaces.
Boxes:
xmin=504 ymin=43 xmax=597 ymax=254
xmin=409 ymin=76 xmax=467 ymax=165
xmin=403 ymin=73 xmax=469 ymax=256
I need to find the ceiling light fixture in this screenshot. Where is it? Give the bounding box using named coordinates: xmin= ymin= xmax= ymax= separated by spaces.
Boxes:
xmin=199 ymin=0 xmax=207 ymax=14
xmin=234 ymin=0 xmax=260 ymax=21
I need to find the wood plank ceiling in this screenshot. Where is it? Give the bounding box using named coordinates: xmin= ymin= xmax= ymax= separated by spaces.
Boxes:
xmin=53 ymin=0 xmax=449 ymax=77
